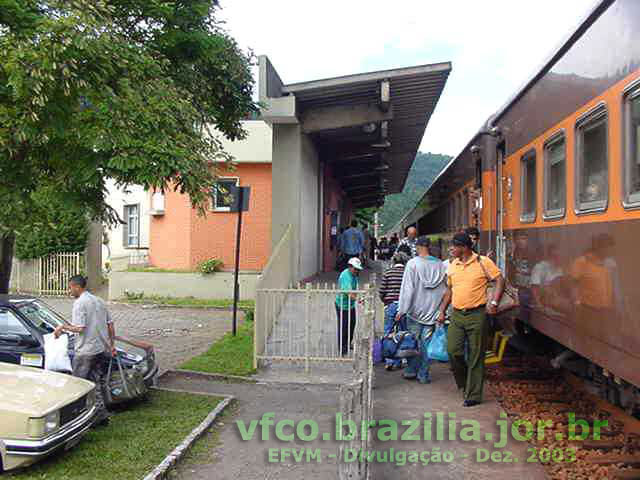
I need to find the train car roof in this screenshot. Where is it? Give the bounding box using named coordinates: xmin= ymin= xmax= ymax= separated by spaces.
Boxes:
xmin=392 ymin=0 xmax=614 ymax=230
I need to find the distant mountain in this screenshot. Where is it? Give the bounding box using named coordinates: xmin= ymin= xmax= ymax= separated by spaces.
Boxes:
xmin=378 ymin=152 xmax=451 ymax=234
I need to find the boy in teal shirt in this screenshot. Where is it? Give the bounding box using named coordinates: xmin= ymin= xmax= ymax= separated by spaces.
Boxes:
xmin=335 ymin=257 xmax=363 ymax=355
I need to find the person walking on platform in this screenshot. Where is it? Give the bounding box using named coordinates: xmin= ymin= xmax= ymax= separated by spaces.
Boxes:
xmin=438 ymin=232 xmax=505 ymax=407
xmin=341 ymin=221 xmax=365 ymax=264
xmin=396 ymin=236 xmax=448 ymax=384
xmin=335 ymin=257 xmax=363 ymax=356
xmin=395 ymin=226 xmax=418 ymax=258
xmin=379 ymin=251 xmax=410 ymax=370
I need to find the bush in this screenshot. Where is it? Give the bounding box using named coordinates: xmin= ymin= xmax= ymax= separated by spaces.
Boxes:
xmin=15 ymin=190 xmax=89 ymax=259
xmin=198 ymin=258 xmax=223 ymax=274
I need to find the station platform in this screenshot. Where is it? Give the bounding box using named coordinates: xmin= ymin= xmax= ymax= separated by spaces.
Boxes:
xmin=371 ymin=362 xmax=547 ymax=479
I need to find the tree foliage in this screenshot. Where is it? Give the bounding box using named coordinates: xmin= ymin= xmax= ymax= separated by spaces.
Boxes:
xmin=0 ymin=0 xmax=258 ymax=290
xmin=378 ymin=152 xmax=451 ymax=235
xmin=354 ymin=207 xmax=377 ymax=228
xmin=15 ymin=189 xmax=89 ymax=259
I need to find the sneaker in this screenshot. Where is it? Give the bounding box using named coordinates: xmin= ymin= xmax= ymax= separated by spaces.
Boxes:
xmin=402 ymin=373 xmax=417 ymax=380
xmin=463 ymin=400 xmax=481 ymax=407
xmin=417 ymin=377 xmax=431 ymax=384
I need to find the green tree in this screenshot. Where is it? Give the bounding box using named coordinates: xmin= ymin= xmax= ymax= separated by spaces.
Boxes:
xmin=378 ymin=152 xmax=451 ymax=235
xmin=0 ymin=0 xmax=258 ymax=292
xmin=15 ymin=189 xmax=89 ymax=259
xmin=354 ymin=207 xmax=377 ymax=228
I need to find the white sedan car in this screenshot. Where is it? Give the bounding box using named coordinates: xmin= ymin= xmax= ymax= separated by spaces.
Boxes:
xmin=0 ymin=362 xmax=97 ymax=472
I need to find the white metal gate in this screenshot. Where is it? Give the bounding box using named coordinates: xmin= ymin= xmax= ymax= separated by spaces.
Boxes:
xmin=14 ymin=252 xmax=84 ymax=296
xmin=254 ymin=279 xmax=376 ymax=371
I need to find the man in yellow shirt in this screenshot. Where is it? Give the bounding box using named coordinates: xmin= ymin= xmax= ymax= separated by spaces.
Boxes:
xmin=438 ymin=232 xmax=505 ymax=407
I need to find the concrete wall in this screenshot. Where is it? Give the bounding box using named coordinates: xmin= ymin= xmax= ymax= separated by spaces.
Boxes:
xmin=271 ymin=124 xmax=323 ymax=282
xmin=103 ymin=181 xmax=151 ymax=266
xmin=109 ymin=270 xmax=260 ymax=301
xmin=271 ymin=124 xmax=303 ymax=281
xmin=300 ymin=134 xmax=320 ymax=279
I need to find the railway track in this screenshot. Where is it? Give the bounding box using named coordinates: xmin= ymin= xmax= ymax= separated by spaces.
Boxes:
xmin=486 ymin=355 xmax=640 ymax=480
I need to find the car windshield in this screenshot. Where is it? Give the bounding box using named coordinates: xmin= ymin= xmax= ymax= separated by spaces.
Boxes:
xmin=17 ymin=301 xmax=66 ymax=333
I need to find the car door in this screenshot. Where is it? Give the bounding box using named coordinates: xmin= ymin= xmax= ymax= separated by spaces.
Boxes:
xmin=0 ymin=308 xmax=44 ymax=368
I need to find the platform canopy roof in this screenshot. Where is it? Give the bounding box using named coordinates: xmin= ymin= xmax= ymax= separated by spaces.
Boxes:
xmin=259 ymin=56 xmax=451 ymax=208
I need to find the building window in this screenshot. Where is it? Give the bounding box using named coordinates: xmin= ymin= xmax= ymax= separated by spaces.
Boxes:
xmin=576 ymin=104 xmax=608 ymax=212
xmin=520 ymin=149 xmax=536 ymax=222
xmin=123 ymin=204 xmax=140 ymax=248
xmin=543 ymin=133 xmax=566 ymax=218
xmin=624 ymin=84 xmax=640 ymax=206
xmin=211 ymin=178 xmax=239 ymax=212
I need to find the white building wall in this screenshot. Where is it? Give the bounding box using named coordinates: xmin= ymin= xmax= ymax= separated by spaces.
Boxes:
xmin=211 ymin=120 xmax=272 ymax=164
xmin=102 ymin=180 xmax=152 ymax=267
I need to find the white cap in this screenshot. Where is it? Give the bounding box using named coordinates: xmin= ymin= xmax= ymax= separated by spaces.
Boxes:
xmin=348 ymin=257 xmax=363 ymax=270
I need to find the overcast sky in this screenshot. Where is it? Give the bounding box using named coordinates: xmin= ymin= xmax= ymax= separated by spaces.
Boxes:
xmin=217 ymin=0 xmax=596 ymax=158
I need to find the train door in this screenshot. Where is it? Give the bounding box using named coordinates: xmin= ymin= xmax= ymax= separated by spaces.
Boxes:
xmin=495 ymin=142 xmax=507 ymax=273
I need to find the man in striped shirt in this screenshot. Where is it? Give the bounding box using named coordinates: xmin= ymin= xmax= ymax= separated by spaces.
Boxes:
xmin=379 ymin=251 xmax=410 ymax=370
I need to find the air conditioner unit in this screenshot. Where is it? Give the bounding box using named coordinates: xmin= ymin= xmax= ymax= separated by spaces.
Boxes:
xmin=150 ymin=192 xmax=165 ymax=215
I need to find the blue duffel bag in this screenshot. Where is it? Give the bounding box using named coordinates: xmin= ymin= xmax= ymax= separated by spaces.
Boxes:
xmin=382 ymin=324 xmax=419 ymax=359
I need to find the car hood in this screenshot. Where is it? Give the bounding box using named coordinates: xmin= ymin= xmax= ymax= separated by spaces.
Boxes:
xmin=0 ymin=362 xmax=94 ymax=416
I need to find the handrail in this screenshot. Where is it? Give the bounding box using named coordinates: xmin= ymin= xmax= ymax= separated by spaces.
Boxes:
xmin=256 ymin=224 xmax=292 ymax=291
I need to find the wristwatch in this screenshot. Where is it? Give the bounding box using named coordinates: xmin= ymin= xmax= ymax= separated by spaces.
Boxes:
xmin=490 ymin=300 xmax=499 ymax=307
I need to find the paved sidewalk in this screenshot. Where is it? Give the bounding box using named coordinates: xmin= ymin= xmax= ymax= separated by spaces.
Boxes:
xmin=372 ymin=363 xmax=547 ymax=480
xmin=43 ymin=298 xmax=235 ymax=374
xmin=160 ymin=371 xmax=342 ymax=480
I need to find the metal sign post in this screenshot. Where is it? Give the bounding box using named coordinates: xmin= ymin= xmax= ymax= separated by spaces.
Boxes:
xmin=230 ymin=186 xmax=250 ymax=336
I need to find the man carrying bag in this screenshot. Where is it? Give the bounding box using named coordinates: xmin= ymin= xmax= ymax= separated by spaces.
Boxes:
xmin=437 ymin=232 xmax=505 ymax=407
xmin=396 ymin=236 xmax=448 ymax=384
xmin=54 ymin=275 xmax=115 ymax=425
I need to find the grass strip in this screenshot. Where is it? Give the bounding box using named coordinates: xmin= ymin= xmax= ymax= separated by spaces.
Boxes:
xmin=120 ymin=295 xmax=255 ymax=310
xmin=180 ymin=319 xmax=256 ymax=376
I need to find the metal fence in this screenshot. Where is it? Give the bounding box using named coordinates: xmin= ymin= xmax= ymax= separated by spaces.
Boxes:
xmin=338 ymin=279 xmax=375 ymax=480
xmin=255 ymin=283 xmax=372 ymax=371
xmin=128 ymin=250 xmax=149 ymax=266
xmin=13 ymin=252 xmax=84 ymax=296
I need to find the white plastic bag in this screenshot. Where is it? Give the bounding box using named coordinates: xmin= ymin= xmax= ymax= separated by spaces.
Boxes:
xmin=43 ymin=333 xmax=72 ymax=372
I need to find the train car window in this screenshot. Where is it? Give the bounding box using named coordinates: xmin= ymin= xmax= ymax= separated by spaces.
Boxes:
xmin=575 ymin=104 xmax=608 ymax=213
xmin=520 ymin=149 xmax=536 ymax=222
xmin=623 ymin=84 xmax=640 ymax=207
xmin=543 ymin=132 xmax=566 ymax=219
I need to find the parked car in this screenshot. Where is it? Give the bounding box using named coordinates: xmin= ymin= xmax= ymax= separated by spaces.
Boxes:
xmin=0 ymin=295 xmax=157 ymax=405
xmin=0 ymin=362 xmax=98 ymax=471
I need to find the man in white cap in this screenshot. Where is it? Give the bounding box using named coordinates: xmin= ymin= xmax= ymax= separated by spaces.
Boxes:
xmin=335 ymin=257 xmax=363 ymax=356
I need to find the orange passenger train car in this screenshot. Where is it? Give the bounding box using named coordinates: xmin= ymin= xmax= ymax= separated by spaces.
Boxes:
xmin=411 ymin=0 xmax=640 ymax=414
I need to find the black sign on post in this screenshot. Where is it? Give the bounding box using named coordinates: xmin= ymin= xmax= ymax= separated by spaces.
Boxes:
xmin=229 ymin=185 xmax=250 ymax=336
